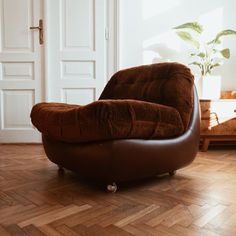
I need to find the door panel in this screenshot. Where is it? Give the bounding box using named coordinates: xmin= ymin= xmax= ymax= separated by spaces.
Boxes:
xmin=1 ymin=62 xmax=34 ymax=80
xmin=2 ymin=90 xmax=34 ymax=129
xmin=0 ymin=0 xmax=43 ymax=143
xmin=63 ymin=88 xmax=95 ymax=105
xmin=61 ymin=61 xmax=95 ymax=80
xmin=47 ymin=0 xmax=106 ymax=104
xmin=62 ymin=0 xmax=95 ymax=50
xmin=1 ymin=0 xmax=33 ymax=52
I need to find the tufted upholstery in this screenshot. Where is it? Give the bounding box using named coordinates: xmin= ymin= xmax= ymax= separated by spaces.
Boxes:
xmin=100 ymin=63 xmax=194 ymax=129
xmin=31 ymin=99 xmax=184 ymax=143
xmin=31 ymin=63 xmax=194 ymax=143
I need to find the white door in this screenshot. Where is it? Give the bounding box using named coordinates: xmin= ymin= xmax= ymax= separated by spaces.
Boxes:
xmin=0 ymin=0 xmax=43 ymax=143
xmin=46 ymin=0 xmax=107 ymax=104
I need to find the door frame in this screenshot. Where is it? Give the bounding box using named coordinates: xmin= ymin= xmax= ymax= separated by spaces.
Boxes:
xmin=43 ymin=0 xmax=120 ymax=102
xmin=106 ymin=0 xmax=120 ymax=77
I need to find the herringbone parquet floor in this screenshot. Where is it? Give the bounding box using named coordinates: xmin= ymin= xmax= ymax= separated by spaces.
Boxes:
xmin=0 ymin=144 xmax=236 ymax=236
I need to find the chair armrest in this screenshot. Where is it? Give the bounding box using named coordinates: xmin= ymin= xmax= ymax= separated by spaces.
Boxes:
xmin=31 ymin=99 xmax=184 ymax=143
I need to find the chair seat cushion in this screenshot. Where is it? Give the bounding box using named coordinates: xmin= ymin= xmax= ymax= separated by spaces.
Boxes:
xmin=31 ymin=99 xmax=184 ymax=143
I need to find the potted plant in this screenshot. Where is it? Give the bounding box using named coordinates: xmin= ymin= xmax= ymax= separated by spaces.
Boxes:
xmin=173 ymin=22 xmax=236 ymax=99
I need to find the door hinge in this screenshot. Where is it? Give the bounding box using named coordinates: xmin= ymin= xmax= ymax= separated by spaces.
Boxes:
xmin=105 ymin=27 xmax=109 ymax=40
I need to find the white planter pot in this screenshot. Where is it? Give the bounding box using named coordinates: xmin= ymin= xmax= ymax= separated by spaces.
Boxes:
xmin=195 ymin=75 xmax=221 ymax=99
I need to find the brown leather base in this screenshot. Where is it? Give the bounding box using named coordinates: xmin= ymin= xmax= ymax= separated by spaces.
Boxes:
xmin=42 ymin=88 xmax=200 ymax=185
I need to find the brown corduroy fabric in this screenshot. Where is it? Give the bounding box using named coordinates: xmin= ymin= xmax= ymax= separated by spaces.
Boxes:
xmin=30 ymin=62 xmax=194 ymax=143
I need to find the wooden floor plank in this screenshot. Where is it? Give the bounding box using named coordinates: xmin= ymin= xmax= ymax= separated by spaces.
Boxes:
xmin=55 ymin=225 xmax=81 ymax=236
xmin=0 ymin=225 xmax=11 ymax=236
xmin=0 ymin=144 xmax=236 ymax=235
xmin=114 ymin=204 xmax=159 ymax=227
xmin=18 ymin=204 xmax=91 ymax=227
xmin=22 ymin=225 xmax=46 ymax=236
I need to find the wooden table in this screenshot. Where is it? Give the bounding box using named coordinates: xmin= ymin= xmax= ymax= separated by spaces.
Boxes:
xmin=200 ymin=91 xmax=236 ymax=151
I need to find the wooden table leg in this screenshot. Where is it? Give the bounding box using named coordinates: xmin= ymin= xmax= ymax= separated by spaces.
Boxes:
xmin=202 ymin=138 xmax=210 ymax=152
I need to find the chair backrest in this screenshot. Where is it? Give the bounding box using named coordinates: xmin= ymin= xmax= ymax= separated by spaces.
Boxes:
xmin=99 ymin=62 xmax=194 ymax=130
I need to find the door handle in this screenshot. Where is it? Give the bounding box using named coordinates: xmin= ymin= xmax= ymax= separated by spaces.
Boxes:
xmin=30 ymin=19 xmax=44 ymax=45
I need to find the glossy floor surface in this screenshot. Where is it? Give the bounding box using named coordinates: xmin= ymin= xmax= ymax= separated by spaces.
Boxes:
xmin=0 ymin=144 xmax=236 ymax=236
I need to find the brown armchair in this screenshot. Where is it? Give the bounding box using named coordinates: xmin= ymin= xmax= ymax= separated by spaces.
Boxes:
xmin=31 ymin=62 xmax=200 ymax=192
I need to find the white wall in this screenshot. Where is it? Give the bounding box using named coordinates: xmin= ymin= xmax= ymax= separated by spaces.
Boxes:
xmin=119 ymin=0 xmax=236 ymax=90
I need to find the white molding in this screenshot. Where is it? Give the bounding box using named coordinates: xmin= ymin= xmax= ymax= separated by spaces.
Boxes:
xmin=43 ymin=0 xmax=50 ymax=102
xmin=106 ymin=0 xmax=120 ymax=80
xmin=115 ymin=0 xmax=120 ymax=71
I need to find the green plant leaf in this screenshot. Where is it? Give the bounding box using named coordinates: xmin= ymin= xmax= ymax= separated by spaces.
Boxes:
xmin=189 ymin=62 xmax=202 ymax=68
xmin=197 ymin=52 xmax=205 ymax=58
xmin=210 ymin=63 xmax=221 ymax=69
xmin=209 ymin=29 xmax=236 ymax=45
xmin=173 ymin=22 xmax=203 ymax=34
xmin=189 ymin=62 xmax=204 ymax=75
xmin=215 ymin=29 xmax=236 ymax=41
xmin=176 ymin=31 xmax=200 ymax=48
xmin=207 ymin=38 xmax=221 ymax=45
xmin=189 ymin=62 xmax=201 ymax=65
xmin=220 ymin=48 xmax=230 ymax=58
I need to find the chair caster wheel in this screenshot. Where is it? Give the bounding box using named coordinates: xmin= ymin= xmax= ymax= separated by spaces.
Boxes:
xmin=58 ymin=165 xmax=64 ymax=174
xmin=169 ymin=170 xmax=176 ymax=176
xmin=107 ymin=183 xmax=117 ymax=193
